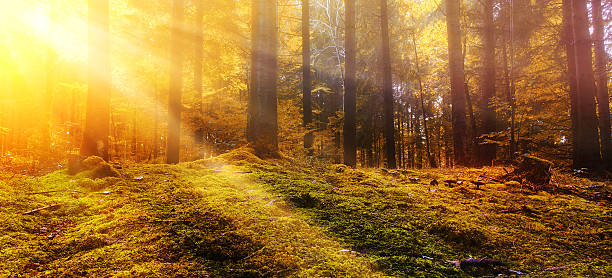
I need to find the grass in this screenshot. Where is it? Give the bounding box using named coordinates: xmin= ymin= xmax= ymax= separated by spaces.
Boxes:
xmin=1 ymin=148 xmax=610 ymax=277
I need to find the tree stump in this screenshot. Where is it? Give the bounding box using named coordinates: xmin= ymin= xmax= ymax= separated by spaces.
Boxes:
xmin=509 ymin=155 xmax=553 ymax=185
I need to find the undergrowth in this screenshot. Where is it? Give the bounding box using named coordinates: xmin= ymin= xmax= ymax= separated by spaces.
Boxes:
xmin=1 ymin=147 xmax=610 ymax=277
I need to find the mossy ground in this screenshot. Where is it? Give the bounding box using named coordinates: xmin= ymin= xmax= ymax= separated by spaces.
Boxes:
xmin=1 ymin=148 xmax=610 ymax=277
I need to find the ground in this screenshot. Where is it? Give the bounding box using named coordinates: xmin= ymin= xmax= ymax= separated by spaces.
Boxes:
xmin=0 ymin=148 xmax=610 ymax=277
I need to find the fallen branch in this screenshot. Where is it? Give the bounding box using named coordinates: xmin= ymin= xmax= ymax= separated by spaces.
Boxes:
xmin=26 ymin=190 xmax=83 ymax=195
xmin=22 ymin=204 xmax=61 ymax=215
xmin=479 ymin=175 xmax=504 ymax=183
xmin=239 ymin=246 xmax=266 ymax=262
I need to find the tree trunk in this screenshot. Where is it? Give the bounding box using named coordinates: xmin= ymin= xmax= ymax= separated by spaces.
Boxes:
xmin=479 ymin=0 xmax=497 ymax=166
xmin=445 ymin=0 xmax=468 ymax=166
xmin=465 ymin=83 xmax=477 ymax=165
xmin=248 ymin=0 xmax=279 ymax=158
xmin=81 ymin=0 xmax=111 ymax=161
xmin=562 ymin=0 xmax=579 ymax=165
xmin=380 ymin=0 xmax=397 ymax=169
xmin=302 ymin=0 xmax=314 ymax=151
xmin=343 ymin=0 xmax=357 ymax=167
xmin=571 ymin=0 xmax=602 ymax=168
xmin=194 ymin=0 xmax=204 ymax=147
xmin=167 ymin=0 xmax=184 ymax=164
xmin=508 ymin=0 xmax=516 ymax=158
xmin=592 ymin=0 xmax=611 ymax=168
xmin=153 ymin=83 xmax=159 ymax=162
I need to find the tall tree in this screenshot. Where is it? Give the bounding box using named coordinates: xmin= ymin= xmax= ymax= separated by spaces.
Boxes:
xmin=193 ymin=0 xmax=204 ymax=148
xmin=562 ymin=0 xmax=579 ymax=164
xmin=479 ymin=0 xmax=497 ymax=165
xmin=343 ymin=0 xmax=357 ymax=167
xmin=167 ymin=0 xmax=184 ymax=164
xmin=445 ymin=0 xmax=468 ymax=166
xmin=302 ymin=0 xmax=314 ymax=151
xmin=571 ymin=0 xmax=602 ymax=168
xmin=247 ymin=0 xmax=279 ymax=157
xmin=81 ymin=0 xmax=111 ymax=160
xmin=592 ymin=0 xmax=611 ymax=167
xmin=380 ymin=0 xmax=396 ymax=169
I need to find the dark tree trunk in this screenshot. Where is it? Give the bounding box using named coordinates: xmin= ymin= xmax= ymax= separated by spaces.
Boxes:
xmin=380 ymin=0 xmax=397 ymax=169
xmin=167 ymin=0 xmax=184 ymax=164
xmin=445 ymin=0 xmax=468 ymax=166
xmin=562 ymin=0 xmax=579 ymax=165
xmin=571 ymin=0 xmax=602 ymax=168
xmin=302 ymin=0 xmax=314 ymax=151
xmin=343 ymin=0 xmax=357 ymax=167
xmin=465 ymin=83 xmax=477 ymax=165
xmin=248 ymin=0 xmax=279 ymax=158
xmin=194 ymin=0 xmax=204 ymax=147
xmin=479 ymin=0 xmax=497 ymax=166
xmin=81 ymin=0 xmax=111 ymax=161
xmin=592 ymin=0 xmax=611 ymax=167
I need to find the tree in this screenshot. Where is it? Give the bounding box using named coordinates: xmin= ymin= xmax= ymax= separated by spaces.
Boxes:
xmin=194 ymin=0 xmax=204 ymax=148
xmin=479 ymin=0 xmax=496 ymax=166
xmin=592 ymin=0 xmax=611 ymax=167
xmin=570 ymin=0 xmax=601 ymax=168
xmin=380 ymin=0 xmax=396 ymax=169
xmin=167 ymin=0 xmax=184 ymax=164
xmin=81 ymin=0 xmax=111 ymax=160
xmin=343 ymin=0 xmax=357 ymax=167
xmin=302 ymin=0 xmax=314 ymax=151
xmin=562 ymin=0 xmax=579 ymax=164
xmin=445 ymin=0 xmax=468 ymax=166
xmin=247 ymin=0 xmax=279 ymax=157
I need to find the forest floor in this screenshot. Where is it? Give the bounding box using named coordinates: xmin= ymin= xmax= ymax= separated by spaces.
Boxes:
xmin=0 ymin=148 xmax=610 ymax=277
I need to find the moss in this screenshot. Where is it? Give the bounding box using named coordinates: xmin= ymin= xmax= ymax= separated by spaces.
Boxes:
xmin=1 ymin=149 xmax=610 ymax=277
xmin=68 ymin=156 xmax=120 ymax=179
xmin=82 ymin=156 xmax=106 ymax=170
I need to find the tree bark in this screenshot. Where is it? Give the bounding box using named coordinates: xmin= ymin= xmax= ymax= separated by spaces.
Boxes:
xmin=81 ymin=0 xmax=111 ymax=161
xmin=592 ymin=0 xmax=611 ymax=168
xmin=445 ymin=0 xmax=468 ymax=166
xmin=167 ymin=0 xmax=184 ymax=164
xmin=562 ymin=0 xmax=579 ymax=165
xmin=380 ymin=0 xmax=396 ymax=169
xmin=479 ymin=0 xmax=497 ymax=166
xmin=302 ymin=0 xmax=314 ymax=151
xmin=571 ymin=0 xmax=602 ymax=168
xmin=248 ymin=0 xmax=279 ymax=158
xmin=343 ymin=0 xmax=357 ymax=167
xmin=465 ymin=82 xmax=477 ymax=165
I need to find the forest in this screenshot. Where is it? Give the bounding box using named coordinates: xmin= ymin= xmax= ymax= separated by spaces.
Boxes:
xmin=0 ymin=0 xmax=610 ymax=277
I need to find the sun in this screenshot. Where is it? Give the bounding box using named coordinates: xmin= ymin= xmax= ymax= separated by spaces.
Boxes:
xmin=0 ymin=0 xmax=88 ymax=63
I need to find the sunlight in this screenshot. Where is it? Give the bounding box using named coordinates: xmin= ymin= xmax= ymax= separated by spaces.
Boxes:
xmin=0 ymin=0 xmax=88 ymax=63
